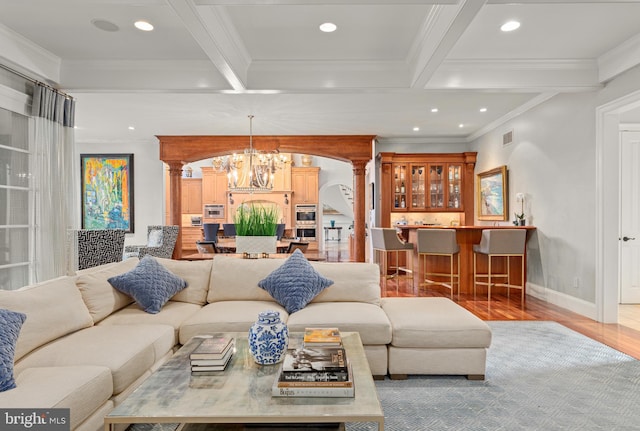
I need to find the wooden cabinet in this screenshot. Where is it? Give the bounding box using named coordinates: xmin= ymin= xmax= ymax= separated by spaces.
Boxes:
xmin=181 ymin=178 xmax=202 ymax=214
xmin=379 ymin=152 xmax=476 ymax=226
xmin=291 ymin=167 xmax=319 ymax=205
xmin=201 ymin=167 xmax=228 ymax=205
xmin=181 ymin=226 xmax=202 ymax=252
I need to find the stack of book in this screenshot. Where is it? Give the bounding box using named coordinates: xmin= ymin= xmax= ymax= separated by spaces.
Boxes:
xmin=272 ymin=330 xmax=353 ymax=397
xmin=189 ymin=335 xmax=234 ymax=375
xmin=303 ymin=327 xmax=343 ymax=347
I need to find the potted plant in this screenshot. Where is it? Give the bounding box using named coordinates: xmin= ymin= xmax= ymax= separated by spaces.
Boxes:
xmin=514 ymin=193 xmax=526 ymax=226
xmin=234 ymin=202 xmax=280 ymax=254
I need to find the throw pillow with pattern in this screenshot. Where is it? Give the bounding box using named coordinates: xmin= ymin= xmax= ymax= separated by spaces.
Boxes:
xmin=0 ymin=308 xmax=27 ymax=392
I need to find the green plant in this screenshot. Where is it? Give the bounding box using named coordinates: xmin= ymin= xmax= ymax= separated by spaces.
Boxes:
xmin=234 ymin=202 xmax=279 ymax=236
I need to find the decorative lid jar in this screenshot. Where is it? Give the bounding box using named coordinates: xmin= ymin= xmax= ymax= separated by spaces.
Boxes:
xmin=248 ymin=310 xmax=289 ymax=365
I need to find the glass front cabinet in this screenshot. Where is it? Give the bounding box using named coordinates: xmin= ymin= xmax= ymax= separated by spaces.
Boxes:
xmin=379 ymin=152 xmax=477 ymax=225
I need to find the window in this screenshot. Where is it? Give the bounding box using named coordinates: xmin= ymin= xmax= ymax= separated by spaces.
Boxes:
xmin=0 ymin=107 xmax=30 ymax=290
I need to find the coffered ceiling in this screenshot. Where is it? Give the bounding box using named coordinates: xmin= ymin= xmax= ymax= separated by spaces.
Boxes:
xmin=1 ymin=0 xmax=639 ymax=144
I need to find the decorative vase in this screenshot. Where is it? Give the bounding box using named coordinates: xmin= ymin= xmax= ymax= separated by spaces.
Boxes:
xmin=248 ymin=310 xmax=289 ymax=365
xmin=301 ymin=154 xmax=313 ymax=166
xmin=235 ymin=235 xmax=277 ymax=254
xmin=519 ymin=219 xmax=526 ymax=226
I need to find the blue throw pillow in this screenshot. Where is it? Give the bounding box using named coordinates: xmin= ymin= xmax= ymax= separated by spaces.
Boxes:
xmin=258 ymin=250 xmax=334 ymax=313
xmin=108 ymin=255 xmax=187 ymax=314
xmin=0 ymin=308 xmax=26 ymax=392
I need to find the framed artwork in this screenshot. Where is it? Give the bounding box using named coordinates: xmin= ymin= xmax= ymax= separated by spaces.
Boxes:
xmin=81 ymin=154 xmax=134 ymax=233
xmin=477 ymin=165 xmax=508 ymax=221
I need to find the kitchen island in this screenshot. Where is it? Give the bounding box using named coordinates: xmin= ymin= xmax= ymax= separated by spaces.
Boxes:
xmin=395 ymin=225 xmax=536 ymax=295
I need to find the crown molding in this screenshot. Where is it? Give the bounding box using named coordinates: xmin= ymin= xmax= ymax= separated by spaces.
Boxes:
xmin=598 ymin=32 xmax=640 ymax=83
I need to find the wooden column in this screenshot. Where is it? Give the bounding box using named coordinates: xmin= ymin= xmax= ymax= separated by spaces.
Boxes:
xmin=167 ymin=161 xmax=184 ymax=259
xmin=352 ymin=160 xmax=367 ymax=262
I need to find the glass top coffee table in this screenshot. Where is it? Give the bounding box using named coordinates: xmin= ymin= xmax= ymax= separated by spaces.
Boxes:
xmin=104 ymin=332 xmax=384 ymax=431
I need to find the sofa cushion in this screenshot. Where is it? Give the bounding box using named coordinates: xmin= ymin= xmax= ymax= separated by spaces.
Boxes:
xmin=14 ymin=324 xmax=175 ymax=395
xmin=76 ymin=258 xmax=139 ymax=323
xmin=179 ymin=300 xmax=288 ymax=345
xmin=286 ymin=302 xmax=392 ymax=345
xmin=258 ymin=250 xmax=334 ymax=313
xmin=0 ymin=309 xmax=26 ymax=392
xmin=0 ymin=276 xmax=94 ymax=362
xmin=310 ymin=262 xmax=381 ymax=305
xmin=155 ymin=257 xmax=212 ymax=305
xmin=207 ymin=256 xmax=281 ymax=303
xmin=381 ymin=297 xmax=492 ymax=348
xmin=108 ymin=256 xmax=187 ymax=314
xmin=99 ymin=300 xmax=201 ymax=341
xmin=0 ymin=366 xmax=113 ymax=430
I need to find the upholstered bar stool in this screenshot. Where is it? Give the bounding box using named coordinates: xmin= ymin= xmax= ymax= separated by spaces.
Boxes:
xmin=473 ymin=229 xmax=527 ymax=301
xmin=371 ymin=227 xmax=414 ymax=288
xmin=417 ymin=229 xmax=460 ymax=299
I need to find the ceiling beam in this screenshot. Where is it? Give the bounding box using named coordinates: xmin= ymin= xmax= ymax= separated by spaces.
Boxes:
xmin=167 ymin=0 xmax=249 ymax=90
xmin=409 ymin=0 xmax=486 ymax=89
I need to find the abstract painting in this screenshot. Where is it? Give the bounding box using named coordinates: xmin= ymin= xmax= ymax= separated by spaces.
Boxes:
xmin=81 ymin=154 xmax=134 ymax=233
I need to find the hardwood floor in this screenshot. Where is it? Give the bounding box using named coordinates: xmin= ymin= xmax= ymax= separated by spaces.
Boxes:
xmin=319 ymin=240 xmax=640 ymax=361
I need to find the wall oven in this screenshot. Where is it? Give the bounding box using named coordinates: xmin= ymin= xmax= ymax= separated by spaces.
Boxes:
xmin=295 ymin=204 xmax=317 ymax=225
xmin=295 ymin=226 xmax=317 ymax=242
xmin=203 ymin=204 xmax=224 ymax=219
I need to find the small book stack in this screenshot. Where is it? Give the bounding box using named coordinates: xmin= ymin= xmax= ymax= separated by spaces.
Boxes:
xmin=189 ymin=336 xmax=234 ymax=375
xmin=303 ymin=327 xmax=342 ymax=347
xmin=272 ymin=328 xmax=353 ymax=397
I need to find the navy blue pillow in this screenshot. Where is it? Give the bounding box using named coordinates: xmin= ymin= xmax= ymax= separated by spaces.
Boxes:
xmin=258 ymin=250 xmax=334 ymax=313
xmin=0 ymin=308 xmax=26 ymax=392
xmin=108 ymin=255 xmax=187 ymax=314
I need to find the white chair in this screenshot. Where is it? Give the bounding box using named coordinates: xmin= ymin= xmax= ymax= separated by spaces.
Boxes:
xmin=417 ymin=229 xmax=460 ymax=299
xmin=473 ymin=229 xmax=527 ymax=301
xmin=370 ymin=227 xmax=414 ymax=288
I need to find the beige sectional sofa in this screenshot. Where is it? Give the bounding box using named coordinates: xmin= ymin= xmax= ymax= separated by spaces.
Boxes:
xmin=0 ymin=254 xmax=491 ymax=431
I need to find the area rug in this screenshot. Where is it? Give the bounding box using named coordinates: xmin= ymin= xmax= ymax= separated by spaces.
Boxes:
xmin=128 ymin=321 xmax=640 ymax=431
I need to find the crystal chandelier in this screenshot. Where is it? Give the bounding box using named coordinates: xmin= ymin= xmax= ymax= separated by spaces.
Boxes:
xmin=212 ymin=115 xmax=288 ymax=192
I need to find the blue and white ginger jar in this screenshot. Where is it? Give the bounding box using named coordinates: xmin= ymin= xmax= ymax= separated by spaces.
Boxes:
xmin=248 ymin=310 xmax=289 ymax=365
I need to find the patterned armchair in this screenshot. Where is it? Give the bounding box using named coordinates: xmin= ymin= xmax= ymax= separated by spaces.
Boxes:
xmin=67 ymin=229 xmax=126 ymax=273
xmin=124 ymin=225 xmax=179 ymax=259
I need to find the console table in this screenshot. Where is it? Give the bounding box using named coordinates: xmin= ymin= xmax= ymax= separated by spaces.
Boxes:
xmin=324 ymin=226 xmax=343 ymax=241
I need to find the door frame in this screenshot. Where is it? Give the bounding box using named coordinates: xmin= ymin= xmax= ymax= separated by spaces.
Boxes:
xmin=596 ymin=90 xmax=640 ymax=323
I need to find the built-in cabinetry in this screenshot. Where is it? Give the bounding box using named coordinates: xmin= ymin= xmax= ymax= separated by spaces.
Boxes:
xmin=181 ymin=178 xmax=203 ymax=214
xmin=378 ymin=152 xmax=477 ymax=227
xmin=201 ymin=167 xmax=228 ymax=205
xmin=291 ymin=167 xmax=319 ymax=205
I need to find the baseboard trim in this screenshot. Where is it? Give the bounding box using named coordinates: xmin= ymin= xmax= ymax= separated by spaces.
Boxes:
xmin=527 ymin=283 xmax=597 ymax=320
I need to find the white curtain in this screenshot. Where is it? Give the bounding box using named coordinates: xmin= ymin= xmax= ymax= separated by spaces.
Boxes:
xmin=31 ymin=84 xmax=77 ymax=282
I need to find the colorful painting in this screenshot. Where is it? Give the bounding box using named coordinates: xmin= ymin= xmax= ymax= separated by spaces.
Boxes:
xmin=477 ymin=165 xmax=508 ymax=221
xmin=81 ymin=154 xmax=134 ymax=232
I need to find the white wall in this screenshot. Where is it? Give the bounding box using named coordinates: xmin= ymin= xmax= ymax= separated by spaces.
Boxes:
xmin=75 ymin=139 xmax=165 ymax=247
xmin=470 ymin=92 xmax=598 ymax=304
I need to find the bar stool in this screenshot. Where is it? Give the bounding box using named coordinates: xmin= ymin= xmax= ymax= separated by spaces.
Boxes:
xmin=417 ymin=229 xmax=460 ymax=299
xmin=473 ymin=229 xmax=527 ymax=301
xmin=370 ymin=227 xmax=414 ymax=288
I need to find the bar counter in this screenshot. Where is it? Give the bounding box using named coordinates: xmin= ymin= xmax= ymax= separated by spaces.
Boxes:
xmin=395 ymin=225 xmax=536 ymax=295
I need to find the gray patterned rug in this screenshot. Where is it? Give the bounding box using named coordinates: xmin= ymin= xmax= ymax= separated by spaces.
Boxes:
xmin=128 ymin=321 xmax=640 ymax=431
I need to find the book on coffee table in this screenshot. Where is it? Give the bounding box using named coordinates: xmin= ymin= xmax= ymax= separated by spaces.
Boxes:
xmin=303 ymin=327 xmax=342 ymax=346
xmin=272 ymin=360 xmax=354 ymax=397
xmin=189 ymin=336 xmax=234 ymax=360
xmin=280 ymin=346 xmax=348 ymax=373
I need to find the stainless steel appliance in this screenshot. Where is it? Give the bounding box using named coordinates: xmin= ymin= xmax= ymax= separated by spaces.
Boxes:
xmin=295 ymin=226 xmax=317 ymax=242
xmin=190 ymin=216 xmax=202 ymax=226
xmin=203 ymin=204 xmax=225 ymax=219
xmin=295 ymin=204 xmax=317 ymax=225
xmin=295 ymin=204 xmax=317 ymax=241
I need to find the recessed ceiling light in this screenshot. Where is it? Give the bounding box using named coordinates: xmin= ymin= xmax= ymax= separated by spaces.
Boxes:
xmin=458 ymin=124 xmax=464 ymax=128
xmin=479 ymin=107 xmax=487 ymax=112
xmin=431 ymin=108 xmax=438 ymax=113
xmin=319 ymin=22 xmax=337 ymax=33
xmin=413 ymin=127 xmax=420 ymax=132
xmin=134 ymin=20 xmax=154 ymax=31
xmin=91 ymin=19 xmax=119 ymax=32
xmin=128 ymin=126 xmax=135 ymax=130
xmin=501 ymin=21 xmax=520 ymax=32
